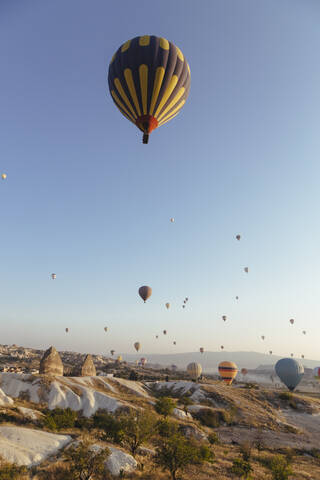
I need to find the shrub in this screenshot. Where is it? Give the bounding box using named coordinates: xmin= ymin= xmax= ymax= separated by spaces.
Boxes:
xmin=155 ymin=397 xmax=176 ymax=417
xmin=63 ymin=441 xmax=110 ymax=480
xmin=93 ymin=410 xmax=123 ymax=443
xmin=43 ymin=407 xmax=77 ymax=431
xmin=119 ymin=410 xmax=156 ymax=456
xmin=231 ymin=458 xmax=253 ymax=479
xmin=195 ymin=408 xmax=230 ymax=428
xmin=198 ymin=444 xmax=215 ymax=463
xmin=279 ymin=393 xmax=297 ymax=409
xmin=129 ymin=370 xmax=139 ymax=381
xmin=268 ymin=455 xmax=293 ymax=480
xmin=179 ymin=396 xmax=194 ymax=413
xmin=208 ymin=432 xmax=220 ymax=445
xmin=0 ymin=460 xmax=27 ymax=480
xmin=239 ymin=442 xmax=252 ymax=462
xmin=156 ymin=419 xmax=179 ymax=437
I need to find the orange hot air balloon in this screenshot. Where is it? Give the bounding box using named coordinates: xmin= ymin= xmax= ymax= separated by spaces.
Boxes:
xmin=139 ymin=286 xmax=152 ymax=303
xmin=200 ymin=347 xmax=204 ymax=354
xmin=290 ymin=318 xmax=294 ymax=325
xmin=218 ymin=361 xmax=238 ymax=385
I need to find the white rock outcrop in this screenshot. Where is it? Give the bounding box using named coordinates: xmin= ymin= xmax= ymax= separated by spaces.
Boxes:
xmin=0 ymin=387 xmax=14 ymax=406
xmin=105 ymin=447 xmax=138 ymax=476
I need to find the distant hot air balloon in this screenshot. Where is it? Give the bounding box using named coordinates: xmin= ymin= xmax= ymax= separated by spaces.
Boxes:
xmin=187 ymin=362 xmax=202 ymax=381
xmin=108 ymin=36 xmax=191 ymax=144
xmin=261 ymin=335 xmax=265 ymax=341
xmin=313 ymin=367 xmax=320 ymax=379
xmin=155 ymin=335 xmax=158 ymax=339
xmin=269 ymin=350 xmax=273 ymax=355
xmin=290 ymin=319 xmax=294 ymax=325
xmin=200 ymin=347 xmax=204 ymax=354
xmin=134 ymin=342 xmax=141 ymax=352
xmin=1 ymin=173 xmax=7 ymax=180
xmin=241 ymin=368 xmax=248 ymax=376
xmin=291 ymin=353 xmax=294 ymax=357
xmin=139 ymin=286 xmax=152 ymax=303
xmin=185 ymin=297 xmax=189 ymax=302
xmin=301 ymin=354 xmax=304 ymax=359
xmin=302 ymin=330 xmax=306 ymax=335
xmin=173 ymin=341 xmax=176 ymax=345
xmin=170 ymin=218 xmax=175 ymax=223
xmin=222 ymin=315 xmax=227 ymax=322
xmin=218 ymin=361 xmax=238 ymax=385
xmin=244 ymin=267 xmax=249 ymax=273
xmin=104 ymin=327 xmax=108 ymax=332
xmin=51 ymin=273 xmax=56 ymax=280
xmin=182 ymin=305 xmax=185 ymax=309
xmin=110 ymin=350 xmax=115 ymax=356
xmin=140 ymin=357 xmax=147 ymax=366
xmin=116 ymin=355 xmax=122 ymax=363
xmin=163 ymin=330 xmax=167 ymax=335
xmin=183 ymin=300 xmax=186 ymax=304
xmin=275 ymin=358 xmax=304 ymax=391
xmin=235 ymin=296 xmax=239 ymax=300
xmin=236 ymin=234 xmax=241 ymax=241
xmin=165 ymin=302 xmax=170 ymax=310
xmin=220 ymin=345 xmax=224 ymax=350
xmin=171 ymin=364 xmax=177 ymax=371
xmin=65 ymin=328 xmax=69 ymax=333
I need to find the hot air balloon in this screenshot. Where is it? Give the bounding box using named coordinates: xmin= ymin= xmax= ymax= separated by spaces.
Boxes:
xmin=220 ymin=345 xmax=224 ymax=350
xmin=183 ymin=300 xmax=186 ymax=304
xmin=139 ymin=286 xmax=152 ymax=303
xmin=241 ymin=368 xmax=248 ymax=376
xmin=236 ymin=235 xmax=241 ymax=241
xmin=291 ymin=353 xmax=294 ymax=357
xmin=222 ymin=315 xmax=227 ymax=322
xmin=269 ymin=350 xmax=273 ymax=355
xmin=187 ymin=362 xmax=202 ymax=381
xmin=218 ymin=361 xmax=238 ymax=386
xmin=185 ymin=297 xmax=189 ymax=302
xmin=165 ymin=303 xmax=170 ymax=310
xmin=108 ymin=35 xmax=191 ymax=144
xmin=235 ymin=296 xmax=239 ymax=300
xmin=51 ymin=273 xmax=56 ymax=280
xmin=116 ymin=355 xmax=122 ymax=363
xmin=313 ymin=367 xmax=320 ymax=379
xmin=110 ymin=350 xmax=115 ymax=356
xmin=163 ymin=330 xmax=167 ymax=335
xmin=104 ymin=327 xmax=108 ymax=332
xmin=155 ymin=335 xmax=158 ymax=339
xmin=170 ymin=218 xmax=175 ymax=223
xmin=182 ymin=305 xmax=185 ymax=309
xmin=275 ymin=358 xmax=304 ymax=391
xmin=244 ymin=267 xmax=249 ymax=273
xmin=290 ymin=319 xmax=294 ymax=325
xmin=301 ymin=354 xmax=305 ymax=359
xmin=134 ymin=342 xmax=141 ymax=352
xmin=261 ymin=335 xmax=265 ymax=341
xmin=173 ymin=341 xmax=176 ymax=345
xmin=65 ymin=328 xmax=69 ymax=333
xmin=302 ymin=330 xmax=306 ymax=335
xmin=1 ymin=173 xmax=7 ymax=180
xmin=200 ymin=347 xmax=204 ymax=354
xmin=171 ymin=364 xmax=177 ymax=371
xmin=140 ymin=357 xmax=147 ymax=366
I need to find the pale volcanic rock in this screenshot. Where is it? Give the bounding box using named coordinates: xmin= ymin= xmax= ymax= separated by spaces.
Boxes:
xmin=39 ymin=346 xmax=64 ymax=376
xmin=81 ymin=354 xmax=96 ymax=376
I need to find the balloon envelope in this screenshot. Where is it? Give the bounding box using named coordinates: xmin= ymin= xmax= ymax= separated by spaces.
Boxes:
xmin=163 ymin=330 xmax=167 ymax=335
xmin=236 ymin=234 xmax=241 ymax=240
xmin=110 ymin=350 xmax=115 ymax=356
xmin=290 ymin=319 xmax=294 ymax=325
xmin=1 ymin=173 xmax=7 ymax=180
xmin=51 ymin=273 xmax=56 ymax=280
xmin=187 ymin=362 xmax=202 ymax=380
xmin=241 ymin=368 xmax=248 ymax=376
xmin=165 ymin=302 xmax=170 ymax=309
xmin=104 ymin=327 xmax=108 ymax=332
xmin=134 ymin=342 xmax=141 ymax=352
xmin=108 ymin=35 xmax=191 ymax=144
xmin=200 ymin=347 xmax=204 ymax=354
xmin=275 ymin=358 xmax=304 ymax=391
xmin=139 ymin=286 xmax=152 ymax=303
xmin=218 ymin=361 xmax=238 ymax=385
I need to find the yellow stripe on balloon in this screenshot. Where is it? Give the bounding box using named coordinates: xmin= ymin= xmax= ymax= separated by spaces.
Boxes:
xmin=114 ymin=78 xmax=137 ymax=119
xmin=157 ymin=99 xmax=185 ymax=124
xmin=159 ymin=37 xmax=169 ymax=50
xmin=139 ymin=35 xmax=150 ymax=46
xmin=157 ymin=87 xmax=185 ymax=121
xmin=154 ymin=75 xmax=178 ymax=118
xmin=149 ymin=67 xmax=165 ymax=116
xmin=121 ymin=40 xmax=131 ymax=52
xmin=124 ymin=69 xmax=141 ymax=116
xmin=176 ymin=46 xmax=184 ymax=62
xmin=111 ymin=90 xmax=136 ymax=123
xmin=139 ymin=65 xmax=148 ymax=115
xmin=158 ymin=112 xmax=179 ymax=127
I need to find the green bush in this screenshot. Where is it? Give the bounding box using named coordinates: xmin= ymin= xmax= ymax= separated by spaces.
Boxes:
xmin=239 ymin=442 xmax=252 ymax=462
xmin=279 ymin=393 xmax=297 ymax=409
xmin=231 ymin=458 xmax=253 ymax=479
xmin=198 ymin=444 xmax=215 ymax=463
xmin=195 ymin=408 xmax=230 ymax=428
xmin=268 ymin=455 xmax=293 ymax=480
xmin=155 ymin=397 xmax=176 ymax=417
xmin=119 ymin=410 xmax=156 ymax=456
xmin=208 ymin=431 xmax=220 ymax=445
xmin=63 ymin=441 xmax=109 ymax=480
xmin=179 ymin=395 xmax=194 ymax=413
xmin=93 ymin=410 xmax=124 ymax=443
xmin=43 ymin=408 xmax=77 ymax=431
xmin=156 ymin=419 xmax=179 ymax=437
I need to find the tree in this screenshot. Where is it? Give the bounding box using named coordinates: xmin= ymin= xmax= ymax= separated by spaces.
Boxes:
xmin=93 ymin=410 xmax=123 ymax=443
xmin=155 ymin=397 xmax=176 ymax=417
xmin=119 ymin=410 xmax=155 ymax=457
xmin=180 ymin=395 xmax=193 ymax=414
xmin=43 ymin=407 xmax=77 ymax=431
xmin=155 ymin=431 xmax=210 ymax=480
xmin=268 ymin=455 xmax=293 ymax=480
xmin=63 ymin=441 xmax=110 ymax=480
xmin=231 ymin=458 xmax=253 ymax=479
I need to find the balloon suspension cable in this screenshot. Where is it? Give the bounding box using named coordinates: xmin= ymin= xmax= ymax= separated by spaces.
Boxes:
xmin=143 ymin=133 xmax=149 ymax=144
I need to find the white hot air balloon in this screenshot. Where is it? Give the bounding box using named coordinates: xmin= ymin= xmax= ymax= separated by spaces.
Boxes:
xmin=187 ymin=362 xmax=202 ymax=381
xmin=170 ymin=218 xmax=175 ymax=223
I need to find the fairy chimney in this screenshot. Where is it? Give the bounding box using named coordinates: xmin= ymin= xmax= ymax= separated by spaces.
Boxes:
xmin=80 ymin=354 xmax=96 ymax=376
xmin=39 ymin=346 xmax=64 ymax=375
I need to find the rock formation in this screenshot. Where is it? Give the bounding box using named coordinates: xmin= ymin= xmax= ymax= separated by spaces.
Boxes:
xmin=80 ymin=354 xmax=96 ymax=376
xmin=39 ymin=346 xmax=64 ymax=376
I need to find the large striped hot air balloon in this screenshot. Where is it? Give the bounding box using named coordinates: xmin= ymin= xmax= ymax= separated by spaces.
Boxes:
xmin=108 ymin=35 xmax=191 ymax=144
xmin=218 ymin=361 xmax=238 ymax=386
xmin=187 ymin=362 xmax=202 ymax=381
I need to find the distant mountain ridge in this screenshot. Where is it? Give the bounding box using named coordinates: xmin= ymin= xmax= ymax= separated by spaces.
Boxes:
xmin=122 ymin=351 xmax=320 ymax=373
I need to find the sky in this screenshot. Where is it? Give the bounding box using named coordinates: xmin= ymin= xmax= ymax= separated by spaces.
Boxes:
xmin=0 ymin=0 xmax=320 ymax=360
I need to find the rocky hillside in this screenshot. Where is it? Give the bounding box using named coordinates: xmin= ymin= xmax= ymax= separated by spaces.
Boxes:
xmin=1 ymin=372 xmax=320 ymax=478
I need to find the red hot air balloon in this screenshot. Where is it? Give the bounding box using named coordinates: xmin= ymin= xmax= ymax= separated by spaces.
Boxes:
xmin=139 ymin=286 xmax=152 ymax=303
xmin=108 ymin=36 xmax=191 ymax=144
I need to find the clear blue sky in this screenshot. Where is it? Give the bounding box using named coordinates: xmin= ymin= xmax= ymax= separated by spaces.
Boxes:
xmin=1 ymin=0 xmax=319 ymax=360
